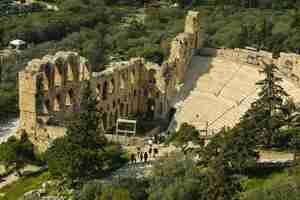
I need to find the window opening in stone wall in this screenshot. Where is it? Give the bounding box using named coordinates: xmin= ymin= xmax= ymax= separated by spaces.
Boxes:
xmin=102 ymin=112 xmax=107 ymax=130
xmin=108 ymin=79 xmax=115 ymax=94
xmin=66 ymin=89 xmax=74 ymax=106
xmin=134 ymin=89 xmax=137 ymax=97
xmin=44 ymin=99 xmax=50 ymax=114
xmin=44 ymin=63 xmax=52 ymax=86
xmin=120 ymin=74 xmax=125 ymax=89
xmin=130 ymin=69 xmax=135 ymax=84
xmin=54 ymin=95 xmax=61 ymax=112
xmin=103 ymin=81 xmax=108 ymax=100
xmin=120 ymin=103 xmax=124 ymax=117
xmin=146 ymin=98 xmax=155 ymax=120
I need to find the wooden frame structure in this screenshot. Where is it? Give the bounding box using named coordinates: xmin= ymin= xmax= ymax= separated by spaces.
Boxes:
xmin=115 ymin=118 xmax=137 ymax=142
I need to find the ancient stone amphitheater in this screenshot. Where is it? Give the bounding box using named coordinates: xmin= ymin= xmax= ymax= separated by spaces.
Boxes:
xmin=16 ymin=9 xmax=300 ymax=151
xmin=171 ymin=49 xmax=300 ymax=135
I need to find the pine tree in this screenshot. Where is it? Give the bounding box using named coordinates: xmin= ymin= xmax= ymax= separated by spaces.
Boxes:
xmin=46 ymin=81 xmax=108 ymax=182
xmin=243 ymin=61 xmax=289 ymax=146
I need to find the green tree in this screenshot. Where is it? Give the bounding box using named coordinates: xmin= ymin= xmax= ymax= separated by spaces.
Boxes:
xmin=290 ymin=129 xmax=300 ymax=162
xmin=242 ymin=61 xmax=289 ymax=146
xmin=0 ymin=133 xmax=34 ymax=176
xmin=167 ymin=123 xmax=204 ymax=154
xmin=46 ymin=82 xmax=109 ymax=182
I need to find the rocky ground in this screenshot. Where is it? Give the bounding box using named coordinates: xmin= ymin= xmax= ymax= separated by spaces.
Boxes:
xmin=0 ymin=119 xmax=18 ymax=144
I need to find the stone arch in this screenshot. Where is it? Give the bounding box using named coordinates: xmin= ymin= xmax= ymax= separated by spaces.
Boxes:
xmin=102 ymin=81 xmax=108 ymax=100
xmin=149 ymin=69 xmax=157 ymax=84
xmin=156 ymin=92 xmax=160 ymax=98
xmin=147 ymin=98 xmax=155 ymax=120
xmin=134 ymin=89 xmax=137 ymax=97
xmin=44 ymin=99 xmax=51 ymax=113
xmin=80 ymin=62 xmax=90 ymax=81
xmin=115 ymin=110 xmax=118 ymax=122
xmin=120 ymin=74 xmax=125 ymax=89
xmin=130 ymin=69 xmax=135 ymax=84
xmin=126 ymin=104 xmax=129 ymax=117
xmin=54 ymin=94 xmax=61 ymax=112
xmin=96 ymin=83 xmax=101 ymax=100
xmin=65 ymin=89 xmax=74 ymax=106
xmin=159 ymin=102 xmax=163 ymax=115
xmin=120 ymin=103 xmax=124 ymax=117
xmin=108 ymin=79 xmax=115 ymax=94
xmin=109 ymin=112 xmax=114 ymax=128
xmin=67 ymin=54 xmax=79 ymax=81
xmin=54 ymin=57 xmax=65 ymax=86
xmin=44 ymin=63 xmax=52 ymax=87
xmin=102 ymin=112 xmax=107 ymax=130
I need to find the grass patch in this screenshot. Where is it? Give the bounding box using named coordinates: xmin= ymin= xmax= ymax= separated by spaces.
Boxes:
xmin=242 ymin=167 xmax=288 ymax=191
xmin=0 ymin=171 xmax=50 ymax=200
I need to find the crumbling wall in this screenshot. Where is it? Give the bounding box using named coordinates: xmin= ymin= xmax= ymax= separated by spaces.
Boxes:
xmin=18 ymin=10 xmax=201 ymax=151
xmin=168 ymin=11 xmax=201 ymax=83
xmin=18 ymin=51 xmax=90 ymax=150
xmin=0 ymin=50 xmax=17 ymax=84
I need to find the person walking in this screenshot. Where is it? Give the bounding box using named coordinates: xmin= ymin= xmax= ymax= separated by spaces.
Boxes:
xmin=148 ymin=147 xmax=152 ymax=158
xmin=140 ymin=151 xmax=144 ymax=162
xmin=144 ymin=152 xmax=148 ymax=163
xmin=153 ymin=148 xmax=158 ymax=158
xmin=130 ymin=153 xmax=136 ymax=165
xmin=137 ymin=147 xmax=141 ymax=158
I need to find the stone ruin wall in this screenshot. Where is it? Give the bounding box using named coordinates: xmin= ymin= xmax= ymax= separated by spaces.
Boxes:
xmin=0 ymin=50 xmax=17 ymax=84
xmin=200 ymin=48 xmax=300 ymax=87
xmin=18 ymin=11 xmax=201 ymax=151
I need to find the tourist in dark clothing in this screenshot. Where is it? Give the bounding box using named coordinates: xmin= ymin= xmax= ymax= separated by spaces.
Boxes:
xmin=137 ymin=147 xmax=141 ymax=157
xmin=144 ymin=152 xmax=148 ymax=163
xmin=140 ymin=152 xmax=144 ymax=162
xmin=148 ymin=147 xmax=152 ymax=157
xmin=153 ymin=148 xmax=158 ymax=158
xmin=131 ymin=153 xmax=136 ymax=165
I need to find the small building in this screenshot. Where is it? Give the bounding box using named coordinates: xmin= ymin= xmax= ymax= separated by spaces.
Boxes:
xmin=9 ymin=39 xmax=27 ymax=51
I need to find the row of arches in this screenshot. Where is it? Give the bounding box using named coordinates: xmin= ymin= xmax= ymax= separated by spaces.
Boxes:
xmin=41 ymin=59 xmax=89 ymax=90
xmin=95 ymin=69 xmax=138 ymax=101
xmin=41 ymin=89 xmax=76 ymax=114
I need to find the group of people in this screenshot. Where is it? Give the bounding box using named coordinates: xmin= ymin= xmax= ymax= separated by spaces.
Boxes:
xmin=130 ymin=145 xmax=159 ymax=165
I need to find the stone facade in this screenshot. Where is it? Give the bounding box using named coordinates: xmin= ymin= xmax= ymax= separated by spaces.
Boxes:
xmin=0 ymin=49 xmax=17 ymax=84
xmin=18 ymin=11 xmax=201 ymax=151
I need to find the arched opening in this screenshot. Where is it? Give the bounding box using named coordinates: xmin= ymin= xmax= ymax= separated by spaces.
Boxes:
xmin=130 ymin=69 xmax=135 ymax=84
xmin=159 ymin=102 xmax=163 ymax=115
xmin=120 ymin=103 xmax=124 ymax=117
xmin=96 ymin=84 xmax=101 ymax=100
xmin=146 ymin=98 xmax=155 ymax=120
xmin=110 ymin=112 xmax=114 ymax=128
xmin=44 ymin=99 xmax=50 ymax=114
xmin=156 ymin=92 xmax=160 ymax=98
xmin=54 ymin=95 xmax=61 ymax=112
xmin=108 ymin=79 xmax=115 ymax=94
xmin=149 ymin=69 xmax=157 ymax=84
xmin=102 ymin=81 xmax=108 ymax=100
xmin=44 ymin=63 xmax=52 ymax=89
xmin=102 ymin=112 xmax=107 ymax=130
xmin=65 ymin=89 xmax=74 ymax=107
xmin=54 ymin=58 xmax=64 ymax=86
xmin=134 ymin=89 xmax=137 ymax=97
xmin=115 ymin=110 xmax=118 ymax=122
xmin=120 ymin=74 xmax=125 ymax=89
xmin=126 ymin=104 xmax=129 ymax=117
xmin=67 ymin=54 xmax=79 ymax=81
